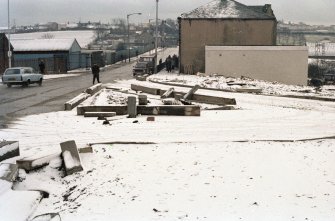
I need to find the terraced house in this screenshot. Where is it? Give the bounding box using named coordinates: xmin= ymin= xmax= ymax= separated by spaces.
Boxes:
xmin=178 ymin=0 xmax=277 ymax=74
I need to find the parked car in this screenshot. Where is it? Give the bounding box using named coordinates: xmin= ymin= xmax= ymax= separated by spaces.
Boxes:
xmin=2 ymin=67 xmax=43 ymax=87
xmin=133 ymin=55 xmax=156 ymax=76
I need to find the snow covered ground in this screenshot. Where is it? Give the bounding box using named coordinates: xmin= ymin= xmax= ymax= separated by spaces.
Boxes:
xmin=148 ymin=72 xmax=335 ymax=99
xmin=1 ymin=74 xmax=335 ymax=220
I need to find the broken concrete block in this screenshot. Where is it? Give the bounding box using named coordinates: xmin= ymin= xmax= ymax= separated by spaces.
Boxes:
xmin=147 ymin=117 xmax=155 ymax=121
xmin=161 ymin=87 xmax=175 ymax=99
xmin=64 ymin=93 xmax=91 ymax=111
xmin=138 ymin=94 xmax=148 ymax=105
xmin=162 ymin=98 xmax=182 ymax=105
xmin=0 ymin=163 xmax=18 ymax=182
xmin=0 ymin=188 xmax=44 ymax=221
xmin=0 ymin=141 xmax=20 ymax=162
xmin=85 ymin=83 xmax=102 ymax=95
xmin=131 ymin=84 xmax=160 ymax=95
xmin=84 ymin=112 xmax=116 ymax=118
xmin=60 ymin=141 xmax=83 ymax=176
xmin=127 ymin=96 xmax=137 ymax=118
xmin=16 ymin=153 xmax=61 ymax=172
xmin=79 ymin=145 xmax=93 ymax=154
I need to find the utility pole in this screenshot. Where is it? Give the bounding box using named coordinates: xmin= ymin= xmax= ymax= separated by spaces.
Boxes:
xmin=8 ymin=0 xmax=12 ymax=68
xmin=154 ymin=0 xmax=159 ymax=74
xmin=127 ymin=13 xmax=141 ymax=63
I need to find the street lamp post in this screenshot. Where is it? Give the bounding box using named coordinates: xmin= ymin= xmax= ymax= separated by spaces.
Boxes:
xmin=127 ymin=12 xmax=141 ymax=63
xmin=7 ymin=0 xmax=12 ymax=68
xmin=154 ymin=0 xmax=159 ymax=74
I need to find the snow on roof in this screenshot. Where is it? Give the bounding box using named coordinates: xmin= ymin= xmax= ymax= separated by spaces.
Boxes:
xmin=180 ymin=0 xmax=275 ymax=19
xmin=11 ymin=38 xmax=78 ymax=52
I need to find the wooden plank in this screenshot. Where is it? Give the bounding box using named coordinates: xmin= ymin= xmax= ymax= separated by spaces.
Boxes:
xmin=0 ymin=141 xmax=20 ymax=162
xmin=137 ymin=105 xmax=200 ymax=116
xmin=60 ymin=140 xmax=83 ymax=176
xmin=131 ymin=84 xmax=160 ymax=95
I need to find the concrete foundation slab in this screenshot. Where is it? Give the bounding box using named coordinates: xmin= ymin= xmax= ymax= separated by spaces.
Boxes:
xmin=84 ymin=112 xmax=117 ymax=118
xmin=60 ymin=140 xmax=83 ymax=176
xmin=137 ymin=105 xmax=200 ymax=116
xmin=0 ymin=141 xmax=20 ymax=162
xmin=77 ymin=105 xmax=127 ymax=115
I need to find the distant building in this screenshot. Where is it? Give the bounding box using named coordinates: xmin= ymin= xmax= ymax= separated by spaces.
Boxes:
xmin=178 ymin=0 xmax=277 ymax=74
xmin=11 ymin=38 xmax=81 ymax=73
xmin=0 ymin=33 xmax=13 ymax=73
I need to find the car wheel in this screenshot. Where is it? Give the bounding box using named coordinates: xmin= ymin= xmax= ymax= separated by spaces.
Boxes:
xmin=38 ymin=78 xmax=43 ymax=86
xmin=6 ymin=83 xmax=11 ymax=88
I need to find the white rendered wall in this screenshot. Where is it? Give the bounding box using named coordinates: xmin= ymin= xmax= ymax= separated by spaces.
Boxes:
xmin=205 ymin=46 xmax=308 ymax=85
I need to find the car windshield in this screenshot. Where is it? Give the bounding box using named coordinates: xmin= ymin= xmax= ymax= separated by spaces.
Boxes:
xmin=5 ymin=69 xmax=21 ymax=75
xmin=135 ymin=63 xmax=147 ymax=68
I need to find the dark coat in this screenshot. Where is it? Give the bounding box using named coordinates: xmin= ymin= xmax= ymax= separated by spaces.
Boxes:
xmin=92 ymin=64 xmax=100 ymax=75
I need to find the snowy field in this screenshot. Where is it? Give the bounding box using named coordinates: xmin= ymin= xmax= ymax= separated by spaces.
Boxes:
xmin=1 ymin=74 xmax=335 ymax=220
xmin=11 ymin=30 xmax=95 ymax=48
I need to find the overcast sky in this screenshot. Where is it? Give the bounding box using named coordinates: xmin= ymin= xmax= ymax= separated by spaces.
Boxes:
xmin=0 ymin=0 xmax=335 ymax=27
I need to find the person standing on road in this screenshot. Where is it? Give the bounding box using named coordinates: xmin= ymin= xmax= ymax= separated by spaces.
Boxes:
xmin=39 ymin=60 xmax=46 ymax=74
xmin=92 ymin=63 xmax=100 ymax=84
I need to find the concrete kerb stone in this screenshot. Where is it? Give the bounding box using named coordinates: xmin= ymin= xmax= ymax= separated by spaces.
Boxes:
xmin=86 ymin=83 xmax=103 ymax=95
xmin=60 ymin=140 xmax=84 ymax=176
xmin=0 ymin=141 xmax=20 ymax=162
xmin=64 ymin=93 xmax=91 ymax=111
xmin=131 ymin=84 xmax=161 ymax=95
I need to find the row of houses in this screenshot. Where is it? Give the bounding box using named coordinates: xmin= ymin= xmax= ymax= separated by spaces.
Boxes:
xmin=0 ymin=33 xmax=148 ymax=74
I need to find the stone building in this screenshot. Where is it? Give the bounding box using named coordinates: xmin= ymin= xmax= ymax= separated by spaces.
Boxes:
xmin=178 ymin=0 xmax=277 ymax=74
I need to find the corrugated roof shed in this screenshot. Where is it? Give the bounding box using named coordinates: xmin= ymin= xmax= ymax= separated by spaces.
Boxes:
xmin=180 ymin=0 xmax=275 ymax=19
xmin=11 ymin=38 xmax=79 ymax=52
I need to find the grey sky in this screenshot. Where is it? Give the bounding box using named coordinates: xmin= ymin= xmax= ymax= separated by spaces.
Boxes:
xmin=0 ymin=0 xmax=335 ymax=27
